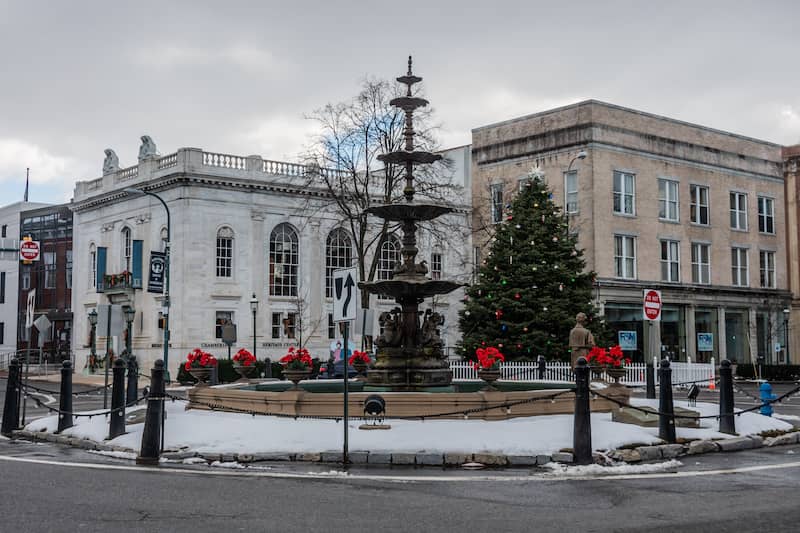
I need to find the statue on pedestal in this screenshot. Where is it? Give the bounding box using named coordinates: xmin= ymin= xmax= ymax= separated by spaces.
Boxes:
xmin=103 ymin=149 xmax=119 ymax=175
xmin=138 ymin=135 xmax=158 ymax=160
xmin=569 ymin=312 xmax=595 ymax=368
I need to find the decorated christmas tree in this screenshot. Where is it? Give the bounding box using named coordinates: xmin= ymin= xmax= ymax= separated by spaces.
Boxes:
xmin=459 ymin=169 xmax=605 ymax=361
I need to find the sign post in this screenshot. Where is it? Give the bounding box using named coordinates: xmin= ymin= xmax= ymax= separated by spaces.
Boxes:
xmin=21 ymin=289 xmax=36 ymax=425
xmin=643 ymin=289 xmax=662 ymax=367
xmin=333 ymin=267 xmax=358 ymax=465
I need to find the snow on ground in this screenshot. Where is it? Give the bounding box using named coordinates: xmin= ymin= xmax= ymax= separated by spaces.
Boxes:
xmin=23 ymin=399 xmax=792 ymax=457
xmin=541 ymin=459 xmax=683 ymax=477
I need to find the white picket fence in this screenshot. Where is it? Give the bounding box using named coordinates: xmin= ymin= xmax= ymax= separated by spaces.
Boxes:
xmin=449 ymin=357 xmax=716 ymax=388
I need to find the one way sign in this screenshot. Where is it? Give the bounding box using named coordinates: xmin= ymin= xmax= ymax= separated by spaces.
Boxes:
xmin=333 ymin=267 xmax=358 ymax=322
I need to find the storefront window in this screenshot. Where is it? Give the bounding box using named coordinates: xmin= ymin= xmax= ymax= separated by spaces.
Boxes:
xmin=725 ymin=309 xmax=749 ymax=364
xmin=604 ymin=303 xmax=644 ymax=363
xmin=695 ymin=307 xmax=718 ymax=363
xmin=660 ymin=305 xmax=686 ymax=361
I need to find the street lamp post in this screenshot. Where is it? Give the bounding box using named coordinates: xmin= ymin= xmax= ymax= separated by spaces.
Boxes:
xmin=124 ymin=305 xmax=136 ymax=359
xmin=564 ymin=150 xmax=587 ymax=218
xmin=124 ymin=188 xmax=171 ymax=381
xmin=88 ymin=309 xmax=98 ymax=373
xmin=250 ymin=294 xmax=258 ymax=360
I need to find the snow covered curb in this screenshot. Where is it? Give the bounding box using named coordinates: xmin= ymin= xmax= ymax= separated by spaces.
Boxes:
xmin=10 ymin=428 xmax=800 ymax=467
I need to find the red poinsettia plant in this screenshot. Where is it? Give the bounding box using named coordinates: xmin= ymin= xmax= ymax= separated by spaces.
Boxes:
xmin=184 ymin=348 xmax=218 ymax=371
xmin=587 ymin=345 xmax=631 ymax=368
xmin=349 ymin=350 xmax=371 ymax=366
xmin=279 ymin=346 xmax=313 ymax=370
xmin=233 ymin=348 xmax=256 ymax=367
xmin=473 ymin=346 xmax=505 ymax=370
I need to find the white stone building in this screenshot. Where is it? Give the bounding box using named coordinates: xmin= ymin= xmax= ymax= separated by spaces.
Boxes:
xmin=70 ymin=143 xmax=471 ymax=376
xmin=0 ymin=201 xmax=50 ymax=355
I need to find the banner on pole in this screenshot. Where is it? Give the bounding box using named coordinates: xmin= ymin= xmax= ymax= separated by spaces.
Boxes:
xmin=148 ymin=251 xmax=166 ymax=293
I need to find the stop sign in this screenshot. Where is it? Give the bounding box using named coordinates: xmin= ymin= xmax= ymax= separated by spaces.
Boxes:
xmin=19 ymin=240 xmax=40 ymax=261
xmin=643 ymin=289 xmax=662 ymax=321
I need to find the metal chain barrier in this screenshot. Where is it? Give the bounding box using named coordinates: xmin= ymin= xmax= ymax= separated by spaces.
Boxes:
xmin=20 ymin=384 xmax=147 ymax=418
xmin=22 ymin=381 xmax=112 ymax=397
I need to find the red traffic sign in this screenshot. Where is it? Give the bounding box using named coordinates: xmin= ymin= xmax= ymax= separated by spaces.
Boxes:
xmin=643 ymin=289 xmax=662 ymax=321
xmin=19 ymin=240 xmax=41 ymax=262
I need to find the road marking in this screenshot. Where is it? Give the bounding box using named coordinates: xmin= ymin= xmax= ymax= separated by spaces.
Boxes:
xmin=1 ymin=454 xmax=800 ymax=483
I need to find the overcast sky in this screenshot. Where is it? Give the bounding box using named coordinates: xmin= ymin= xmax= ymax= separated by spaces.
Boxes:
xmin=1 ymin=0 xmax=799 ymax=205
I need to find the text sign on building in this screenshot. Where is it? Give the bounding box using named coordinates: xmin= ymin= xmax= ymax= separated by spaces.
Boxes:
xmin=19 ymin=240 xmax=40 ymax=262
xmin=333 ymin=267 xmax=358 ymax=322
xmin=643 ymin=289 xmax=662 ymax=321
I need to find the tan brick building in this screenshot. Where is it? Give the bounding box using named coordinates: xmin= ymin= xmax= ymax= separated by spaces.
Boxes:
xmin=471 ymin=100 xmax=791 ymax=365
xmin=783 ymin=144 xmax=800 ymax=365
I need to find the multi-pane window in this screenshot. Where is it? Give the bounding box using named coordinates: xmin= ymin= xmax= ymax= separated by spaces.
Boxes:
xmin=731 ymin=247 xmax=749 ymax=286
xmin=89 ymin=244 xmax=96 ymax=288
xmin=758 ymin=196 xmax=775 ymax=234
xmin=215 ymin=311 xmax=233 ymax=338
xmin=431 ymin=252 xmax=442 ymax=280
xmin=730 ymin=192 xmax=748 ymax=230
xmin=377 ymin=235 xmax=401 ymax=300
xmin=658 ymin=179 xmax=679 ymax=221
xmin=216 ymin=227 xmax=234 ymax=278
xmin=613 ymin=171 xmax=635 ymax=215
xmin=660 ymin=240 xmax=680 ymax=282
xmin=614 ymin=235 xmax=636 ymax=279
xmin=760 ymin=250 xmax=776 ymax=288
xmin=269 ymin=223 xmax=299 ymax=296
xmin=564 ymin=170 xmax=578 ymax=214
xmin=327 ymin=313 xmax=335 ymax=339
xmin=66 ymin=250 xmax=73 ymax=289
xmin=325 ymin=229 xmax=352 ymax=298
xmin=44 ymin=252 xmax=56 ymax=289
xmin=284 ymin=313 xmax=297 ymax=339
xmin=271 ymin=312 xmax=282 ymax=338
xmin=691 ymin=243 xmax=711 ymax=284
xmin=121 ymin=227 xmax=132 ymax=271
xmin=490 ymin=183 xmax=503 ymax=224
xmin=690 ymin=184 xmax=709 ymax=225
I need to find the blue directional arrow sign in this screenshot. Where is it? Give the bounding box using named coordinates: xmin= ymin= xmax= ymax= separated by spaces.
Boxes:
xmin=333 ymin=267 xmax=359 ymax=322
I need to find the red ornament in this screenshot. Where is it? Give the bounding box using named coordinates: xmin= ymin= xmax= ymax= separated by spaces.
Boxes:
xmin=498 ymin=343 xmax=504 ymax=348
xmin=523 ymin=326 xmax=528 ymax=332
xmin=514 ymin=293 xmax=521 ymax=300
xmin=495 ymin=309 xmax=504 ymax=319
xmin=517 ymin=344 xmax=522 ymax=349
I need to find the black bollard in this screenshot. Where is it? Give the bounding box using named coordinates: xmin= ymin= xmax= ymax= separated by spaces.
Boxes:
xmin=645 ymin=364 xmax=656 ymax=399
xmin=57 ymin=361 xmax=74 ymax=433
xmin=572 ymin=357 xmax=592 ymax=465
xmin=1 ymin=359 xmax=21 ymax=436
xmin=136 ymin=360 xmax=164 ymax=465
xmin=126 ymin=356 xmax=138 ymax=406
xmin=109 ymin=358 xmax=126 ymax=439
xmin=658 ymin=358 xmax=676 ymax=443
xmin=264 ymin=358 xmax=272 ymax=378
xmin=537 ymin=355 xmax=546 ymax=380
xmin=210 ymin=364 xmax=219 ymax=386
xmin=718 ymin=359 xmax=736 ymax=434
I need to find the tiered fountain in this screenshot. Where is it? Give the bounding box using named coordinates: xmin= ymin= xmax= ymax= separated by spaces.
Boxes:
xmin=359 ymin=57 xmax=463 ymax=390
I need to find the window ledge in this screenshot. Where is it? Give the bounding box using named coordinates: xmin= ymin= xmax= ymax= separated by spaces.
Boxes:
xmin=658 ymin=219 xmax=681 ymax=225
xmin=758 ymin=232 xmax=776 ymax=237
xmin=730 ymin=228 xmax=749 ymax=233
xmin=689 ymin=222 xmax=711 ymax=228
xmin=613 ymin=212 xmax=637 ymax=219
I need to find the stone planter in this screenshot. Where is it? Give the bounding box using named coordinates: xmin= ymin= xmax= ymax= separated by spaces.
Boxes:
xmin=188 ymin=367 xmax=213 ymax=387
xmin=477 ymin=368 xmax=502 ymax=390
xmin=233 ymin=364 xmax=256 ymax=382
xmin=606 ymin=366 xmax=627 ymax=385
xmin=352 ymin=360 xmax=368 ymax=380
xmin=282 ymin=368 xmax=311 ymax=389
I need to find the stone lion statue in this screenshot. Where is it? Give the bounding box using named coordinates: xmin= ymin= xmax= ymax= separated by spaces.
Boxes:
xmin=103 ymin=149 xmax=119 ymax=175
xmin=138 ymin=135 xmax=157 ymax=160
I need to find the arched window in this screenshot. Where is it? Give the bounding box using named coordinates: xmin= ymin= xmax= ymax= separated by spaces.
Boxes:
xmin=121 ymin=227 xmax=132 ymax=271
xmin=377 ymin=235 xmax=400 ymax=300
xmin=216 ymin=226 xmax=234 ymax=278
xmin=325 ymin=228 xmax=352 ymax=298
xmin=89 ymin=243 xmax=97 ymax=288
xmin=269 ymin=223 xmax=299 ymax=296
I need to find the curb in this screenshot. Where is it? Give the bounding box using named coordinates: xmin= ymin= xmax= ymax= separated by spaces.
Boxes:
xmin=9 ymin=428 xmax=800 ymax=468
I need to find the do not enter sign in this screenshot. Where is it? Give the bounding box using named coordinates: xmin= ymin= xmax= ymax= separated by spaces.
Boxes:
xmin=643 ymin=289 xmax=662 ymax=321
xmin=19 ymin=240 xmax=41 ymax=262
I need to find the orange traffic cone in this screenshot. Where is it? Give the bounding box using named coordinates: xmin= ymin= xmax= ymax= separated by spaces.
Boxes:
xmin=708 ymin=373 xmax=716 ymax=390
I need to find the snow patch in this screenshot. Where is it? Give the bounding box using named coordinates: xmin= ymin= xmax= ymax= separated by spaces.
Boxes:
xmin=542 ymin=459 xmax=683 ymax=477
xmin=88 ymin=450 xmax=137 ymax=461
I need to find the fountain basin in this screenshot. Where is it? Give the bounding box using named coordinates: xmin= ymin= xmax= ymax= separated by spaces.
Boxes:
xmin=187 ymin=381 xmax=630 ymax=421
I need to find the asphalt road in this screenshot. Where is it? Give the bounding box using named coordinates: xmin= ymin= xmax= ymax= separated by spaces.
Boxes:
xmin=1 ymin=438 xmax=799 ymax=532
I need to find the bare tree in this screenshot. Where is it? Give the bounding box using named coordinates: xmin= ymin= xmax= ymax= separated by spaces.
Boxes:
xmin=303 ymin=77 xmax=466 ymax=307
